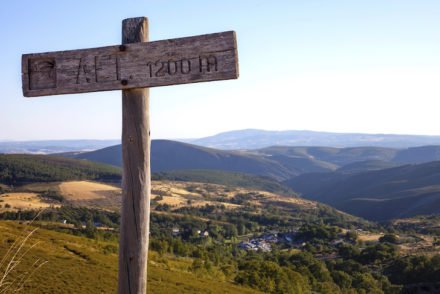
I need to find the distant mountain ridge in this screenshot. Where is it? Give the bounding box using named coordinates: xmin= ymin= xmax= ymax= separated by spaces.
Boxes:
xmin=75 ymin=140 xmax=298 ymax=181
xmin=5 ymin=129 xmax=440 ymax=154
xmin=183 ymin=129 xmax=440 ymax=149
xmin=71 ymin=140 xmax=440 ymax=181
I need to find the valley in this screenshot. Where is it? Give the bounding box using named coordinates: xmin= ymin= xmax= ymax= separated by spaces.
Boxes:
xmin=1 ymin=174 xmax=439 ymax=293
xmin=64 ymin=140 xmax=440 ymax=221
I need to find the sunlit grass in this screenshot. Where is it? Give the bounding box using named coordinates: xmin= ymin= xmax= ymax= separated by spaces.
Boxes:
xmin=0 ymin=213 xmax=47 ymax=293
xmin=0 ymin=221 xmax=258 ymax=293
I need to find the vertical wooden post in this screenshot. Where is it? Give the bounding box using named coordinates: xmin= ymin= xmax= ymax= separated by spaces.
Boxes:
xmin=118 ymin=17 xmax=150 ymax=294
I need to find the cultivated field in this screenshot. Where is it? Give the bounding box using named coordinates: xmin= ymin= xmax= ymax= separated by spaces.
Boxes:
xmin=2 ymin=179 xmax=322 ymax=214
xmin=59 ymin=181 xmax=121 ymax=210
xmin=0 ymin=192 xmax=60 ymax=212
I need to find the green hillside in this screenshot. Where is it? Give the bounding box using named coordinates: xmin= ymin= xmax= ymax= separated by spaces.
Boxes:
xmin=0 ymin=221 xmax=259 ymax=294
xmin=76 ymin=140 xmax=298 ymax=180
xmin=0 ymin=154 xmax=121 ymax=186
xmin=336 ymin=160 xmax=401 ymax=174
xmin=285 ymin=161 xmax=440 ymax=221
xmin=257 ymin=146 xmax=397 ymax=166
xmin=393 ymin=146 xmax=440 ymax=164
xmin=74 ymin=141 xmax=401 ymax=180
xmin=72 ymin=141 xmax=440 ymax=182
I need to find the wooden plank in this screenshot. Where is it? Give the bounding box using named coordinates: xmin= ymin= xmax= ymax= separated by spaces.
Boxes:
xmin=22 ymin=31 xmax=239 ymax=97
xmin=118 ymin=17 xmax=150 ymax=294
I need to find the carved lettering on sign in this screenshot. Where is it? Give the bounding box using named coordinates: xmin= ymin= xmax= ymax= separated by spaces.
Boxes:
xmin=76 ymin=57 xmax=95 ymax=84
xmin=199 ymin=55 xmax=217 ymax=73
xmin=154 ymin=60 xmax=166 ymax=77
xmin=22 ymin=31 xmax=238 ymax=96
xmin=28 ymin=58 xmax=56 ymax=90
xmin=28 ymin=54 xmax=221 ymax=89
xmin=181 ymin=58 xmax=191 ymax=74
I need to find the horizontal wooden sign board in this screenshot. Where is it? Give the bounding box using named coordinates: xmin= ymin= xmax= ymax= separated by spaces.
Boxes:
xmin=22 ymin=31 xmax=238 ymax=97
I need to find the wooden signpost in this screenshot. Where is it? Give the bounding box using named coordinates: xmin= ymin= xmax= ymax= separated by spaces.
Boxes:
xmin=21 ymin=17 xmax=239 ymax=293
xmin=22 ymin=27 xmax=238 ymax=97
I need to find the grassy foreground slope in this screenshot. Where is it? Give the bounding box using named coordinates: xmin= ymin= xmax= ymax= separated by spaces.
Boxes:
xmin=0 ymin=221 xmax=258 ymax=294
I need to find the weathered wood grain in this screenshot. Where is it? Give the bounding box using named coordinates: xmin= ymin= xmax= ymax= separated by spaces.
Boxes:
xmin=22 ymin=31 xmax=238 ymax=97
xmin=118 ymin=17 xmax=150 ymax=294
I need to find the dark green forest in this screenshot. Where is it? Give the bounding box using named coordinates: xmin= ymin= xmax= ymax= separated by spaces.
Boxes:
xmin=0 ymin=154 xmax=121 ymax=185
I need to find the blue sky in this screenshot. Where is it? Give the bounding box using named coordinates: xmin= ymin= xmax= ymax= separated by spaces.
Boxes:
xmin=1 ymin=0 xmax=440 ymax=140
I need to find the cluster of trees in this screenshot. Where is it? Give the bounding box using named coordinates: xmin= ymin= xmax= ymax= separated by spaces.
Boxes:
xmin=145 ymin=209 xmax=407 ymax=293
xmin=148 ymin=233 xmax=402 ymax=293
xmin=387 ymin=215 xmax=440 ymax=236
xmin=147 ymin=203 xmax=439 ymax=293
xmin=385 ymin=255 xmax=440 ymax=285
xmin=0 ymin=154 xmax=121 ymax=185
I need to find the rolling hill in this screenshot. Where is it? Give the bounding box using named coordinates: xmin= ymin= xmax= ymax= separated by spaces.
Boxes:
xmin=257 ymin=145 xmax=440 ymax=166
xmin=73 ymin=141 xmax=440 ymax=182
xmin=256 ymin=146 xmax=396 ymax=166
xmin=8 ymin=141 xmax=440 ymax=222
xmin=336 ymin=160 xmax=402 ymax=174
xmin=285 ymin=161 xmax=440 ymax=221
xmin=0 ymin=152 xmax=294 ymax=196
xmin=74 ymin=140 xmax=335 ymax=180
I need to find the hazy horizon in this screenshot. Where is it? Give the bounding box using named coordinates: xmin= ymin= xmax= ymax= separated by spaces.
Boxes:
xmin=4 ymin=128 xmax=440 ymax=143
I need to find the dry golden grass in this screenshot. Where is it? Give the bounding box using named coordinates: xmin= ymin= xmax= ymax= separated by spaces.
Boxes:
xmin=358 ymin=233 xmax=384 ymax=242
xmin=150 ymin=180 xmax=320 ymax=212
xmin=59 ymin=181 xmax=120 ymax=201
xmin=7 ymin=179 xmax=319 ymax=215
xmin=191 ymin=201 xmax=240 ymax=209
xmin=262 ymin=192 xmax=317 ymax=209
xmin=57 ymin=181 xmax=121 ymax=211
xmin=0 ymin=214 xmax=47 ymax=293
xmin=157 ymin=195 xmax=187 ymax=207
xmin=0 ymin=193 xmax=59 ymax=212
xmin=63 ymin=180 xmax=317 ymax=212
xmin=154 ymin=194 xmax=240 ymax=209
